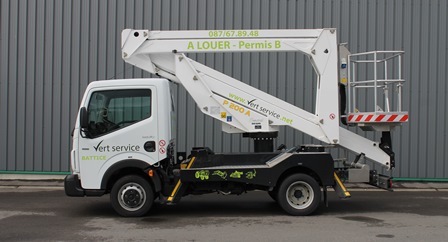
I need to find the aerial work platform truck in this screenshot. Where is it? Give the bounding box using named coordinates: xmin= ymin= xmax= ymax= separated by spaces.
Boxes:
xmin=65 ymin=29 xmax=408 ymax=216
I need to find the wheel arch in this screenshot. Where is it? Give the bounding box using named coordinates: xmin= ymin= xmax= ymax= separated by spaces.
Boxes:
xmin=276 ymin=166 xmax=324 ymax=187
xmin=100 ymin=159 xmax=161 ymax=193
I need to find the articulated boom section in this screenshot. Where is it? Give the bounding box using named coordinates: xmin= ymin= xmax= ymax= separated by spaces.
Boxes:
xmin=121 ymin=29 xmax=396 ymax=169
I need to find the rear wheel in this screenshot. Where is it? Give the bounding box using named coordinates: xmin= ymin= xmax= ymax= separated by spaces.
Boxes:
xmin=110 ymin=175 xmax=154 ymax=217
xmin=277 ymin=173 xmax=321 ymax=216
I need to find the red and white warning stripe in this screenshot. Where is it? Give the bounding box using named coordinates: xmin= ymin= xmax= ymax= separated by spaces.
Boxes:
xmin=348 ymin=113 xmax=408 ymax=123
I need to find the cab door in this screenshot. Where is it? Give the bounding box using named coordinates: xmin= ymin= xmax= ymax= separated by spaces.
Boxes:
xmin=77 ymin=87 xmax=159 ymax=189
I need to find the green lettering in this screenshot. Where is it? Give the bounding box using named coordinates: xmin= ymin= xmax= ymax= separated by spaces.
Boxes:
xmin=82 ymin=155 xmax=107 ymax=161
xmin=195 ymin=170 xmax=210 ymax=180
xmin=212 ymin=170 xmax=227 ymax=179
xmin=188 ymin=42 xmax=194 ymax=50
xmin=275 ymin=40 xmax=281 ymax=48
xmin=202 ymin=41 xmax=209 ymax=49
xmin=230 ymin=171 xmax=244 ymax=179
xmin=245 ymin=170 xmax=256 ymax=179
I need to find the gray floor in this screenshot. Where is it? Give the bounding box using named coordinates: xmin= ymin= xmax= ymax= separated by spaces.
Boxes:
xmin=0 ymin=186 xmax=447 ymax=241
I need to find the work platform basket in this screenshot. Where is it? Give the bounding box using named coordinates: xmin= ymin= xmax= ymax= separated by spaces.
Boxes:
xmin=346 ymin=51 xmax=408 ymax=131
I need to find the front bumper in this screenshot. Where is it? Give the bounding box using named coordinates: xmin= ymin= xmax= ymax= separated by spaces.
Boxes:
xmin=64 ymin=174 xmax=105 ymax=197
xmin=64 ymin=174 xmax=85 ymax=196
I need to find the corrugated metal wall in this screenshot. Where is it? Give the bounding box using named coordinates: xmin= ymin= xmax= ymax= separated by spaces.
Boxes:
xmin=1 ymin=0 xmax=447 ymax=178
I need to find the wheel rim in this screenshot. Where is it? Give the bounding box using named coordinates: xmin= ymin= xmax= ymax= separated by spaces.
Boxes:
xmin=286 ymin=181 xmax=314 ymax=210
xmin=118 ymin=182 xmax=146 ymax=211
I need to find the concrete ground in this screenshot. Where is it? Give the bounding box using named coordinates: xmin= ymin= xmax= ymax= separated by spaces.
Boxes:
xmin=0 ymin=179 xmax=447 ymax=241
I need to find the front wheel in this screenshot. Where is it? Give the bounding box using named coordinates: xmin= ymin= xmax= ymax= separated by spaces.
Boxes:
xmin=110 ymin=175 xmax=154 ymax=217
xmin=277 ymin=173 xmax=321 ymax=216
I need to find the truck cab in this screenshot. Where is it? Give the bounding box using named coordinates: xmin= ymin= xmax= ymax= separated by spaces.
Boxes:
xmin=66 ymin=78 xmax=174 ymax=198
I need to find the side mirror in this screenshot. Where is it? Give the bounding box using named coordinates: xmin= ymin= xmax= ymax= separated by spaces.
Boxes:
xmin=80 ymin=107 xmax=89 ymax=130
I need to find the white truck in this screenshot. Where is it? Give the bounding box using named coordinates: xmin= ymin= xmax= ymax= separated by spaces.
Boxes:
xmin=65 ymin=29 xmax=408 ymax=216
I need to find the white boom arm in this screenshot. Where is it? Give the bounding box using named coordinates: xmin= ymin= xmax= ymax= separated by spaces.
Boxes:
xmin=121 ymin=29 xmax=392 ymax=169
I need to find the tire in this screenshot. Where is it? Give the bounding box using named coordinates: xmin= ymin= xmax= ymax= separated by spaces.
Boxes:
xmin=277 ymin=173 xmax=321 ymax=216
xmin=110 ymin=175 xmax=154 ymax=217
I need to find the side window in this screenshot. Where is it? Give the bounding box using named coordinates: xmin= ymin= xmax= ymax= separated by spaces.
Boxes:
xmin=86 ymin=89 xmax=151 ymax=137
